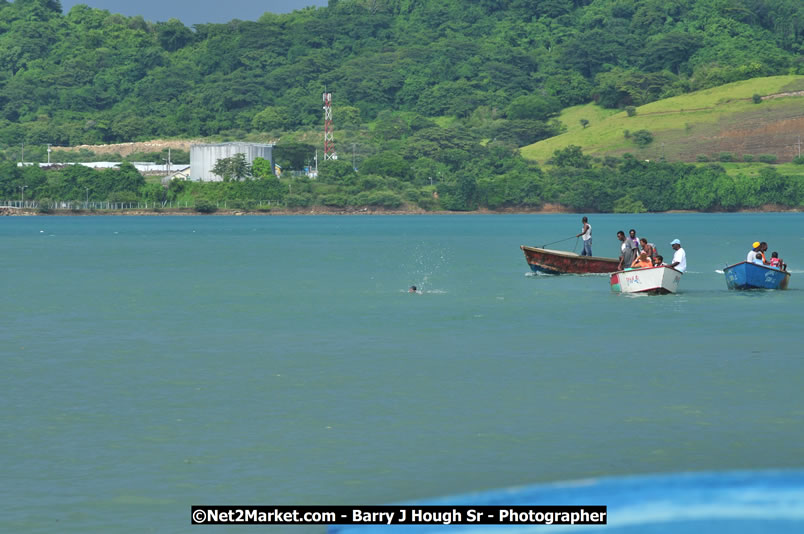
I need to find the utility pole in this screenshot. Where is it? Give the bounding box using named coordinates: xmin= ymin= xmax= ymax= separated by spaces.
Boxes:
xmin=21 ymin=142 xmax=24 ymax=163
xmin=796 ymin=135 xmax=802 ymax=158
xmin=47 ymin=144 xmax=51 ymax=164
xmin=162 ymin=148 xmax=172 ymax=177
xmin=352 ymin=143 xmax=357 ymax=170
xmin=20 ymin=185 xmax=27 ymax=203
xmin=85 ymin=187 xmax=90 ymax=207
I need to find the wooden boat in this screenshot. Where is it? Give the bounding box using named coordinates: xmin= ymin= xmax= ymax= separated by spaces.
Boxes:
xmin=610 ymin=265 xmax=683 ymax=294
xmin=723 ymin=261 xmax=790 ymax=290
xmin=520 ymin=245 xmax=620 ymax=275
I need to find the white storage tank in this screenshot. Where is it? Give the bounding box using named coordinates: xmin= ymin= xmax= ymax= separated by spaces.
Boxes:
xmin=190 ymin=142 xmax=275 ymax=181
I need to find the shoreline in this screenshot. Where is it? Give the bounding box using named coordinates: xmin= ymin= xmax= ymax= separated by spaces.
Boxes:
xmin=3 ymin=205 xmax=801 ymax=217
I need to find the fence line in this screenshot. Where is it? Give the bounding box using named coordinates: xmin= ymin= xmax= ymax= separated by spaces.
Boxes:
xmin=0 ymin=200 xmax=275 ymax=210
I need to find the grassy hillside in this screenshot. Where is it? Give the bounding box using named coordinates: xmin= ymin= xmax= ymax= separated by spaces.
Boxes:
xmin=521 ymin=76 xmax=804 ymax=164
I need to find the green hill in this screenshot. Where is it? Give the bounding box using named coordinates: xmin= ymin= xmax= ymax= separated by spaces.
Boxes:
xmin=522 ymin=76 xmax=804 ymax=164
xmin=2 ymin=1 xmax=804 ymax=212
xmin=0 ymin=0 xmax=802 ymax=157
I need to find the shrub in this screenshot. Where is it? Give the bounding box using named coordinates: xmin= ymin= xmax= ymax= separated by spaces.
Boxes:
xmin=793 ymin=155 xmax=804 ymax=165
xmin=758 ymin=154 xmax=778 ymax=164
xmin=417 ymin=196 xmax=440 ymax=211
xmin=743 ymin=154 xmax=754 ymax=162
xmin=285 ymin=193 xmax=313 ymax=207
xmin=613 ymin=195 xmax=647 ymax=213
xmin=625 ymin=106 xmax=637 ymax=117
xmin=352 ymin=190 xmax=403 ymax=208
xmin=37 ymin=198 xmax=53 ymax=213
xmin=579 ymin=118 xmax=589 ymax=128
xmin=402 ymin=186 xmax=423 ymax=202
xmin=752 ymin=94 xmax=762 ymax=104
xmin=632 ymin=130 xmax=653 ymax=147
xmin=107 ymin=191 xmax=138 ymax=204
xmin=367 ymin=190 xmax=403 ymax=208
xmin=320 ymin=193 xmax=349 ymax=207
xmin=229 ymin=199 xmax=257 ymax=210
xmin=697 ymin=154 xmax=710 ymax=162
xmin=194 ymin=200 xmax=217 ymax=213
xmin=623 ymin=129 xmax=630 ymax=138
xmin=718 ymin=152 xmax=734 ymax=162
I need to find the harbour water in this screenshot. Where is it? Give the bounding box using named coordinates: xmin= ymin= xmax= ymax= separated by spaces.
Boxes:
xmin=2 ymin=213 xmax=803 ymax=532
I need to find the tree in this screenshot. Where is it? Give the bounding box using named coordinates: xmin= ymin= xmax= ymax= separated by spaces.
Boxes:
xmin=212 ymin=153 xmax=252 ymax=181
xmin=506 ymin=95 xmax=562 ymax=121
xmin=155 ymin=19 xmax=194 ymax=52
xmin=251 ymin=157 xmax=275 ymax=178
xmin=490 ymin=120 xmax=563 ymax=147
xmin=274 ymin=142 xmax=316 ymax=170
xmin=673 ymin=167 xmax=718 ymax=211
xmin=251 ymin=106 xmax=288 ymax=131
xmin=337 ymin=106 xmax=362 ymax=128
xmin=613 ymin=195 xmax=647 ymax=213
xmin=437 ymin=174 xmax=477 ymax=211
xmin=317 ymin=159 xmax=357 ymax=185
xmin=360 ymin=151 xmax=409 ymax=179
xmin=579 ymin=119 xmax=589 ymax=129
xmin=642 ymin=33 xmax=703 ymax=74
xmin=631 ymin=130 xmax=653 ymax=147
xmin=140 ymin=183 xmax=165 ymax=204
xmin=549 ymin=146 xmax=592 ymax=169
xmin=114 ymin=161 xmax=147 ymax=192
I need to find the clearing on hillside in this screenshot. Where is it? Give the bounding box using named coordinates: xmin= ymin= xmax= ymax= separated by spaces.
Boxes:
xmin=522 ymin=76 xmax=804 ymax=164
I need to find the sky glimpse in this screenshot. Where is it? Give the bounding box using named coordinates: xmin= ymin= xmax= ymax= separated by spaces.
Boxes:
xmin=59 ymin=0 xmax=329 ymax=26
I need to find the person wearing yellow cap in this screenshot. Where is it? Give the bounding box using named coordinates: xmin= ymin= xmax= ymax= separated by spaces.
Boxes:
xmin=746 ymin=242 xmax=763 ymax=264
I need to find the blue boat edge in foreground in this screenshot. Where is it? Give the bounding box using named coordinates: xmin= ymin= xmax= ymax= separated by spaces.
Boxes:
xmin=327 ymin=469 xmax=804 ymax=534
xmin=723 ymin=261 xmax=791 ymax=290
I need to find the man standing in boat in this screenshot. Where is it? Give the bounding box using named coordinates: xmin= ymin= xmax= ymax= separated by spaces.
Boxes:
xmin=669 ymin=239 xmax=687 ymax=272
xmin=576 ymin=216 xmax=592 ymax=256
xmin=617 ymin=230 xmax=638 ymax=270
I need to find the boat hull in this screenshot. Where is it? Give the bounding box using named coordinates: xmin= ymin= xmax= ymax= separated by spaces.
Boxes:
xmin=723 ymin=261 xmax=790 ymax=290
xmin=610 ymin=265 xmax=682 ymax=294
xmin=520 ymin=246 xmax=620 ymax=275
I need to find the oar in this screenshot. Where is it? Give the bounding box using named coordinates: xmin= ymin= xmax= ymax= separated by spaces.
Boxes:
xmin=542 ymin=235 xmax=577 ymax=248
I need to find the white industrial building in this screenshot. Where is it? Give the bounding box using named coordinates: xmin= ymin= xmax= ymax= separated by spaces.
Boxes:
xmin=189 ymin=142 xmax=275 ymax=181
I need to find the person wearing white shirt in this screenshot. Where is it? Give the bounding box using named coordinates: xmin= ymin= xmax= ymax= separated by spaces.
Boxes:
xmin=746 ymin=241 xmax=762 ymax=263
xmin=576 ymin=216 xmax=592 ymax=256
xmin=669 ymin=239 xmax=686 ymax=273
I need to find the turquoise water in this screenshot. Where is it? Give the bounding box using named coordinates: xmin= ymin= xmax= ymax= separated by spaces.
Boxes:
xmin=2 ymin=213 xmax=803 ymax=532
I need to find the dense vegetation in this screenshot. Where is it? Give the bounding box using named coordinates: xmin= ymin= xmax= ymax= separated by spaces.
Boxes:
xmin=2 ymin=0 xmax=801 ymax=145
xmin=1 ymin=0 xmax=802 ymax=211
xmin=3 ymin=146 xmax=801 ymax=212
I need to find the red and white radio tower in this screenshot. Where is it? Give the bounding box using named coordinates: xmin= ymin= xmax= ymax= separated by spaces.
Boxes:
xmin=323 ymin=92 xmax=337 ymax=160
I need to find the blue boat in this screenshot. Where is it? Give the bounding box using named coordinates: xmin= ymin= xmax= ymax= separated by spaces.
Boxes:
xmin=328 ymin=470 xmax=804 ymax=534
xmin=723 ymin=261 xmax=790 ymax=290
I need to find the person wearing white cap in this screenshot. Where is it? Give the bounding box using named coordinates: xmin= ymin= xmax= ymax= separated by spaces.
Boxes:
xmin=669 ymin=239 xmax=686 ymax=272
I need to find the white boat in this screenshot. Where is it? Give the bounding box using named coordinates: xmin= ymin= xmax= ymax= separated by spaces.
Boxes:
xmin=610 ymin=265 xmax=683 ymax=294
